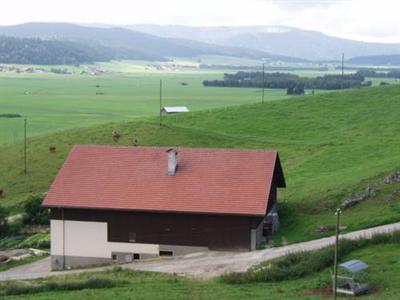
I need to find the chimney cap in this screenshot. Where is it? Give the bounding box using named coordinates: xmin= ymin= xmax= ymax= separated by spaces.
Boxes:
xmin=166 ymin=148 xmax=178 ymax=153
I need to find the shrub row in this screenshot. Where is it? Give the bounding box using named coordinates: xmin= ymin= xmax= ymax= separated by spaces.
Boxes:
xmin=221 ymin=231 xmax=400 ymax=284
xmin=0 ymin=113 xmax=22 ymax=118
xmin=0 ymin=276 xmax=124 ymax=296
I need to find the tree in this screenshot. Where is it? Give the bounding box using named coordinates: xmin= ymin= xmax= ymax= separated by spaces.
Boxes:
xmin=0 ymin=205 xmax=8 ymax=237
xmin=286 ymin=86 xmax=294 ymax=95
xmin=23 ymin=195 xmax=49 ymax=225
xmin=294 ymin=85 xmax=305 ymax=95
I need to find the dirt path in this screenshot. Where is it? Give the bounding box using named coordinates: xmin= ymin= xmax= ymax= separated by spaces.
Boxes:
xmin=1 ymin=222 xmax=400 ymax=281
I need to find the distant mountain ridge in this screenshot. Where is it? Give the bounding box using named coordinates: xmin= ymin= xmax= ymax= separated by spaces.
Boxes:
xmin=348 ymin=54 xmax=400 ymax=66
xmin=126 ymin=24 xmax=400 ymax=61
xmin=0 ymin=23 xmax=304 ymax=64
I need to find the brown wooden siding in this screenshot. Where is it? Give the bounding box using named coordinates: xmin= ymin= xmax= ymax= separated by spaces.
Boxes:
xmin=51 ymin=208 xmax=265 ymax=251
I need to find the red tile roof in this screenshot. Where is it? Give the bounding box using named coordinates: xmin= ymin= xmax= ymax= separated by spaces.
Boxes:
xmin=43 ymin=146 xmax=285 ymax=216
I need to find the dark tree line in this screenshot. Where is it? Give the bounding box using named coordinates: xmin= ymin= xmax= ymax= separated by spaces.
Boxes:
xmin=356 ymin=69 xmax=400 ymax=79
xmin=203 ymin=71 xmax=369 ymax=90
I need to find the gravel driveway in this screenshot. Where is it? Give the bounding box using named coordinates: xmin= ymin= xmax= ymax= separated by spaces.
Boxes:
xmin=1 ymin=222 xmax=399 ymax=281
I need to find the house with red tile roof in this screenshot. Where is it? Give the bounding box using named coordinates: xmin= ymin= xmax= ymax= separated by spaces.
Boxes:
xmin=43 ymin=145 xmax=285 ymax=270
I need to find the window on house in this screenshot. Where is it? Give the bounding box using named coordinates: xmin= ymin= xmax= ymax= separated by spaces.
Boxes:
xmin=111 ymin=254 xmax=117 ymax=261
xmin=133 ymin=253 xmax=140 ymax=260
xmin=124 ymin=254 xmax=133 ymax=262
xmin=159 ymin=250 xmax=173 ymax=257
xmin=129 ymin=232 xmax=136 ymax=243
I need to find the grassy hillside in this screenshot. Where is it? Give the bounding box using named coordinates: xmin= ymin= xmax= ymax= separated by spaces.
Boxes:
xmin=0 ymin=71 xmax=287 ymax=143
xmin=0 ymin=85 xmax=399 ymax=244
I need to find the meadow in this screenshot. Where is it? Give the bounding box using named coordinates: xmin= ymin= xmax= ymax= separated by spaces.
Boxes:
xmin=0 ymin=85 xmax=399 ymax=244
xmin=0 ymin=62 xmax=400 ymax=299
xmin=0 ymin=65 xmax=288 ymax=143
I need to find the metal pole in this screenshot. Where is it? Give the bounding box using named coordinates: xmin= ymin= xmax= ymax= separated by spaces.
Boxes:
xmin=159 ymin=79 xmax=162 ymax=127
xmin=262 ymin=63 xmax=265 ymax=104
xmin=341 ymin=53 xmax=344 ymax=77
xmin=333 ymin=208 xmax=342 ymax=299
xmin=24 ymin=118 xmax=27 ymax=175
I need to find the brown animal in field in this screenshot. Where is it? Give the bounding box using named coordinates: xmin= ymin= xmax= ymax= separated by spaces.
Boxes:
xmin=49 ymin=146 xmax=56 ymax=153
xmin=112 ymin=130 xmax=121 ymax=142
xmin=0 ymin=188 xmax=3 ymax=198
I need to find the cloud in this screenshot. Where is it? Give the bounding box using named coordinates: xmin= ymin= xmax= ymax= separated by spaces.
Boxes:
xmin=255 ymin=0 xmax=350 ymax=10
xmin=0 ymin=0 xmax=399 ymax=43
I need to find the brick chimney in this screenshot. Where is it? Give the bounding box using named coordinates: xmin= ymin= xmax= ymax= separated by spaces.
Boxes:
xmin=166 ymin=148 xmax=178 ymax=175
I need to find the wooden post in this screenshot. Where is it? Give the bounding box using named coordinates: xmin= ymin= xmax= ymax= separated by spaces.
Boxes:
xmin=24 ymin=118 xmax=27 ymax=175
xmin=333 ymin=208 xmax=342 ymax=299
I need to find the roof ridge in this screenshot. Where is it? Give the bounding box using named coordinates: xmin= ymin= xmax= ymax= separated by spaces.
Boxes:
xmin=73 ymin=144 xmax=278 ymax=153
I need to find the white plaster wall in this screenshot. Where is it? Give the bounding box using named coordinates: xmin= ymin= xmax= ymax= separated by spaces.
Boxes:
xmin=51 ymin=220 xmax=159 ymax=258
xmin=51 ymin=219 xmax=64 ymax=255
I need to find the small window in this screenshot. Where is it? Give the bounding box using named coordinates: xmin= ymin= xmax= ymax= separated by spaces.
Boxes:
xmin=111 ymin=254 xmax=117 ymax=261
xmin=159 ymin=250 xmax=173 ymax=257
xmin=124 ymin=254 xmax=133 ymax=262
xmin=133 ymin=253 xmax=140 ymax=260
xmin=129 ymin=232 xmax=136 ymax=243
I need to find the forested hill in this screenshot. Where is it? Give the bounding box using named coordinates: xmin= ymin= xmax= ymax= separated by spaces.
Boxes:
xmin=0 ymin=36 xmax=120 ymax=65
xmin=0 ymin=23 xmax=303 ymax=64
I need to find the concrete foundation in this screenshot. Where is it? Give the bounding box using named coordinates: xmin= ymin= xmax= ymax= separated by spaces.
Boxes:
xmin=51 ymin=255 xmax=111 ymax=270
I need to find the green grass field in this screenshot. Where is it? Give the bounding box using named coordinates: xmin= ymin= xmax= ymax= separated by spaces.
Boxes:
xmin=0 ymin=63 xmax=400 ymax=299
xmin=0 ymin=67 xmax=289 ymax=143
xmin=0 ymin=85 xmax=399 ymax=244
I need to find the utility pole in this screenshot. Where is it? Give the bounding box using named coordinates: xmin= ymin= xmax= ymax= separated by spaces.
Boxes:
xmin=341 ymin=53 xmax=345 ymax=77
xmin=341 ymin=53 xmax=345 ymax=90
xmin=159 ymin=79 xmax=162 ymax=127
xmin=24 ymin=118 xmax=27 ymax=175
xmin=333 ymin=208 xmax=342 ymax=300
xmin=262 ymin=63 xmax=265 ymax=104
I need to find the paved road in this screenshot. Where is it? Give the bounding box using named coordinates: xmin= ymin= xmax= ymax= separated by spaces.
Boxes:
xmin=1 ymin=222 xmax=400 ymax=281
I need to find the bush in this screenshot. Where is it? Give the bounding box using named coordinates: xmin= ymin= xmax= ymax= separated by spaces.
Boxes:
xmin=221 ymin=232 xmax=400 ymax=284
xmin=0 ymin=205 xmax=8 ymax=237
xmin=0 ymin=277 xmax=120 ymax=296
xmin=23 ymin=195 xmax=49 ymax=225
xmin=0 ymin=113 xmax=22 ymax=118
xmin=18 ymin=233 xmax=50 ymax=249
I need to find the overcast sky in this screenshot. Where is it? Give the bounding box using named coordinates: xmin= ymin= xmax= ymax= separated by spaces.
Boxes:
xmin=1 ymin=0 xmax=400 ymax=43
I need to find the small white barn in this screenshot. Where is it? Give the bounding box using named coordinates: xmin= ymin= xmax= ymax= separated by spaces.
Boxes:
xmin=161 ymin=106 xmax=189 ymax=115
